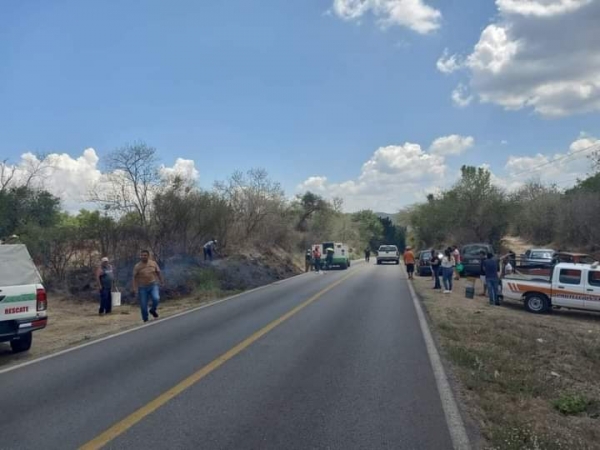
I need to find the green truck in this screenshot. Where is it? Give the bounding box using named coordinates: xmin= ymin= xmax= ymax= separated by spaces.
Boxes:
xmin=314 ymin=242 xmax=351 ymax=270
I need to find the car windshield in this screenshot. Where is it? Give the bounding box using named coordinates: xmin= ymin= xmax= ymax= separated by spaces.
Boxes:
xmin=420 ymin=253 xmax=432 ymax=261
xmin=379 ymin=246 xmax=397 ymax=252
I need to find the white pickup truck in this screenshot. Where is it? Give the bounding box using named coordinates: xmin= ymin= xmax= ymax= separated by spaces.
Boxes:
xmin=0 ymin=244 xmax=48 ymax=353
xmin=376 ymin=245 xmax=400 ymax=265
xmin=502 ymin=262 xmax=600 ymax=314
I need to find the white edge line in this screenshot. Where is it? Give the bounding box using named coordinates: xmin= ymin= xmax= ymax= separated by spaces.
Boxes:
xmin=0 ymin=258 xmax=366 ymax=375
xmin=405 ymin=270 xmax=471 ymax=450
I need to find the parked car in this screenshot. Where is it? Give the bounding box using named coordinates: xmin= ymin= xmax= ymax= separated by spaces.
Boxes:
xmin=521 ymin=248 xmax=555 ymax=266
xmin=502 ymin=261 xmax=600 ymax=314
xmin=460 ymin=243 xmax=494 ymax=276
xmin=376 ymin=245 xmax=399 ymax=265
xmin=0 ymin=244 xmax=48 ymax=353
xmin=417 ymin=250 xmax=432 ymax=276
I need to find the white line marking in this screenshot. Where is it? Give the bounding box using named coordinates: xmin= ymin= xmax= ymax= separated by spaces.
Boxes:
xmin=0 ymin=261 xmax=365 ymax=375
xmin=405 ymin=269 xmax=472 ymax=450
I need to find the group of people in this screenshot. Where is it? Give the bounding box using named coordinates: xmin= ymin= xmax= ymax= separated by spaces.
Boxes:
xmin=96 ymin=239 xmax=218 ymax=323
xmin=426 ymin=246 xmax=461 ymax=294
xmin=305 ymin=246 xmax=335 ymax=273
xmin=426 ymin=246 xmax=503 ymax=305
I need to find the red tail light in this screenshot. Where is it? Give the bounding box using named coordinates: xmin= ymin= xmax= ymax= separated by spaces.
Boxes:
xmin=36 ymin=288 xmax=47 ymax=311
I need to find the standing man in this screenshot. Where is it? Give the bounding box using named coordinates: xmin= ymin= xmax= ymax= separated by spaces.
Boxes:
xmin=203 ymin=239 xmax=218 ymax=261
xmin=482 ymin=253 xmax=500 ymax=306
xmin=430 ymin=249 xmax=441 ymax=290
xmin=312 ymin=246 xmax=322 ymax=273
xmin=96 ymin=257 xmax=115 ymax=315
xmin=133 ymin=250 xmax=164 ymax=323
xmin=305 ymin=248 xmax=312 ymax=272
xmin=365 ymin=248 xmax=371 ymax=262
xmin=403 ymin=246 xmax=416 ymax=280
xmin=479 ymin=250 xmax=487 ymax=297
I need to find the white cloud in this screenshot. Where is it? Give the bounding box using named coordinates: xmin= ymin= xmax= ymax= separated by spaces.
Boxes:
xmin=501 ymin=140 xmax=509 ymax=145
xmin=160 ymin=158 xmax=199 ymax=183
xmin=298 ymin=138 xmax=454 ymax=211
xmin=497 ymin=0 xmax=593 ymax=17
xmin=429 ymin=135 xmax=474 ymax=156
xmin=331 ymin=0 xmax=442 ymax=34
xmin=440 ymin=0 xmax=600 ymax=116
xmin=452 ymin=84 xmax=473 ymax=107
xmin=1 ymin=149 xmax=200 ymax=213
xmin=437 ymin=49 xmax=463 ymax=74
xmin=504 ymin=135 xmax=600 ymax=185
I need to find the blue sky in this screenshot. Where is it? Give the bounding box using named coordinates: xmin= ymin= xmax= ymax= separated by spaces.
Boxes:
xmin=1 ymin=0 xmax=599 ymax=211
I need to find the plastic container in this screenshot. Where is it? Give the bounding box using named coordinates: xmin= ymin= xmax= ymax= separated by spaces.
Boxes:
xmin=111 ymin=291 xmax=122 ymax=307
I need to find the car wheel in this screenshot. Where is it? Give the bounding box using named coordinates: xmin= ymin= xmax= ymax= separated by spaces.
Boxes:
xmin=11 ymin=333 xmax=33 ymax=353
xmin=524 ymin=293 xmax=550 ymax=314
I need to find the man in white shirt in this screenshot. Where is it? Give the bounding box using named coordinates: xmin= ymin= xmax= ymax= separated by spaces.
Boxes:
xmin=203 ymin=239 xmax=218 ymax=261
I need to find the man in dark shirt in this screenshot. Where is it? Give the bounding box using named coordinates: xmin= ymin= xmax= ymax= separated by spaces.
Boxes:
xmin=482 ymin=253 xmax=500 ymax=305
xmin=430 ymin=249 xmax=441 ymax=290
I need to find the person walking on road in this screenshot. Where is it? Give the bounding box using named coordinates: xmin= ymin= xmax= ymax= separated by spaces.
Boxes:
xmin=365 ymin=248 xmax=371 ymax=262
xmin=312 ymin=246 xmax=322 ymax=273
xmin=133 ymin=250 xmax=164 ymax=323
xmin=96 ymin=257 xmax=115 ymax=315
xmin=203 ymin=239 xmax=218 ymax=261
xmin=441 ymin=249 xmax=455 ymax=294
xmin=483 ymin=253 xmax=500 ymax=306
xmin=430 ymin=249 xmax=441 ymax=290
xmin=403 ymin=246 xmax=416 ymax=280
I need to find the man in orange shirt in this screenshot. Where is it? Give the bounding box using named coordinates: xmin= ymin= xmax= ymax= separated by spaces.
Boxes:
xmin=404 ymin=246 xmax=416 ymax=280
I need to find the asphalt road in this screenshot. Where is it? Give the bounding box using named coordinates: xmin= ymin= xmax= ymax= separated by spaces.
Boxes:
xmin=0 ymin=262 xmax=454 ymax=450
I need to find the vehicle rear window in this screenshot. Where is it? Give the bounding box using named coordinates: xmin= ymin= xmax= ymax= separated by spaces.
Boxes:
xmin=559 ymin=269 xmax=581 ymax=285
xmin=589 ymin=271 xmax=600 ymax=287
xmin=463 ymin=245 xmax=490 ymax=255
xmin=531 ymin=251 xmax=553 ymax=259
xmin=420 ymin=253 xmax=431 ymax=261
xmin=379 ymin=246 xmax=397 ymax=252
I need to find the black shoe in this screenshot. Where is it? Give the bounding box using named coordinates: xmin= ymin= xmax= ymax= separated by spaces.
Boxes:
xmin=143 ymin=318 xmax=149 ymax=323
xmin=150 ymin=309 xmax=159 ymax=319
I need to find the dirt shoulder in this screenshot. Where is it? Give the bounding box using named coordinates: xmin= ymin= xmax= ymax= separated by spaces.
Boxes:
xmin=413 ymin=274 xmax=600 ymax=449
xmin=0 ymin=290 xmax=240 ymax=370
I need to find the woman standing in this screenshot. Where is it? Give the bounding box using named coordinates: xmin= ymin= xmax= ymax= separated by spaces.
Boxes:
xmin=441 ymin=249 xmax=455 ymax=294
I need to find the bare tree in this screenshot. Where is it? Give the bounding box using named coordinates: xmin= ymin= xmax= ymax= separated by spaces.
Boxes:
xmin=0 ymin=159 xmax=17 ymax=192
xmin=91 ymin=142 xmax=159 ymax=227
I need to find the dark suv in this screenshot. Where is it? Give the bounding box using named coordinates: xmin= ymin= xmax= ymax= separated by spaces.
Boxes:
xmin=417 ymin=250 xmax=432 ymax=276
xmin=460 ymin=243 xmax=494 ymax=276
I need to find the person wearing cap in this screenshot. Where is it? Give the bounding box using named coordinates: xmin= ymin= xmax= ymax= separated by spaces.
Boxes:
xmin=96 ymin=256 xmax=115 ymax=315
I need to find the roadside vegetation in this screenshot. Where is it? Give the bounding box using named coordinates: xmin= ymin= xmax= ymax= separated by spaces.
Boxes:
xmin=0 ymin=142 xmax=406 ymax=299
xmin=414 ymin=276 xmax=600 ymax=449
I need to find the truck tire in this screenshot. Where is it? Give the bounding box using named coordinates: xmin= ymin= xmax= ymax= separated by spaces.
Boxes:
xmin=340 ymin=262 xmax=348 ymax=270
xmin=395 ymin=260 xmax=399 ymax=265
xmin=348 ymin=260 xmax=351 ymax=267
xmin=377 ymin=260 xmax=381 ymax=265
xmin=524 ymin=293 xmax=550 ymax=314
xmin=11 ymin=333 xmax=32 ymax=353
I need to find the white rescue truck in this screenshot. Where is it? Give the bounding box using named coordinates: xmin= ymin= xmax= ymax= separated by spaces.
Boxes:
xmin=502 ymin=261 xmax=600 ymax=314
xmin=0 ymin=245 xmax=48 ymax=353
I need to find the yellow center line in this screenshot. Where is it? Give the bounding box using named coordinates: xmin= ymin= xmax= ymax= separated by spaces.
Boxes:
xmin=80 ymin=270 xmax=358 ymax=450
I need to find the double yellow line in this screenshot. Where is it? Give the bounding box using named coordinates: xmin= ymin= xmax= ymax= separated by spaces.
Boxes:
xmin=81 ymin=270 xmax=356 ymax=449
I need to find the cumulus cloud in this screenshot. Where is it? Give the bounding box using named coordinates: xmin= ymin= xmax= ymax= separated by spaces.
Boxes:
xmin=331 ymin=0 xmax=442 ymax=34
xmin=438 ymin=0 xmax=600 ymax=116
xmin=1 ymin=149 xmax=200 ymax=213
xmin=429 ymin=135 xmax=474 ymax=156
xmin=297 ymin=137 xmax=461 ymax=211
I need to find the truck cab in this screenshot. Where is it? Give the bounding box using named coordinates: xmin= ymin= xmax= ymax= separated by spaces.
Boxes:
xmin=502 ymin=262 xmax=600 ymax=314
xmin=0 ymin=245 xmax=48 ymax=353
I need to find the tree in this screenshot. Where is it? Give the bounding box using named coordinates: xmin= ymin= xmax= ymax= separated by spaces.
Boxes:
xmin=214 ymin=168 xmax=287 ymax=244
xmin=295 ymin=191 xmax=331 ymax=231
xmin=0 ymin=186 xmax=61 ymax=238
xmin=352 ymin=210 xmax=384 ymax=250
xmin=92 ymin=142 xmax=160 ymax=228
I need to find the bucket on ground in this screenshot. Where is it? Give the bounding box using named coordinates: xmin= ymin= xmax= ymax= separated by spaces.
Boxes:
xmin=465 ymin=277 xmax=475 ymax=299
xmin=111 ymin=290 xmax=122 ymax=307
